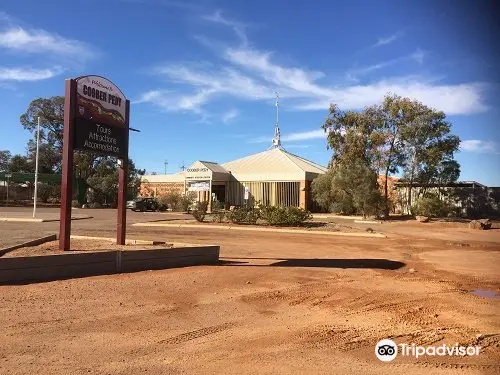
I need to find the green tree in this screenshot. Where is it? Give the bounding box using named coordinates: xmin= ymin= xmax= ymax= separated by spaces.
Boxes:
xmin=20 ymin=96 xmax=64 ymax=150
xmin=319 ymin=105 xmax=384 ymax=216
xmin=8 ymin=154 xmax=33 ymax=173
xmin=0 ymin=150 xmax=11 ymax=172
xmin=26 ymin=139 xmax=62 ymax=173
xmin=320 ymin=94 xmax=461 ymax=216
xmin=399 ymin=105 xmax=460 ymax=212
xmin=369 ymin=95 xmax=410 ymax=216
xmin=86 ymin=158 xmax=143 ymax=205
xmin=312 ymin=157 xmax=382 ymax=217
xmin=19 ymin=95 xmax=144 ymax=203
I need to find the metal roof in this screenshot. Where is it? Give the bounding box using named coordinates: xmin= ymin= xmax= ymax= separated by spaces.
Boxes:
xmin=198 ymin=161 xmax=229 ymax=173
xmin=221 ymin=148 xmax=327 ymax=181
xmin=142 ymin=148 xmax=327 ymax=183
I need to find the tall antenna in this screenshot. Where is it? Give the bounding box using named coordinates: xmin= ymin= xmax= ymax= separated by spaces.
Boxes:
xmin=272 ymin=92 xmax=281 ymax=148
xmin=276 ymin=91 xmax=279 ymax=126
xmin=164 ymin=160 xmax=168 ymax=174
xmin=179 ymin=161 xmax=186 ymax=171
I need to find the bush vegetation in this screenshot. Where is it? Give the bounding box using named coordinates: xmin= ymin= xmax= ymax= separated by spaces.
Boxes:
xmin=193 ymin=201 xmax=312 ymax=226
xmin=259 ymin=205 xmax=312 ymax=226
xmin=191 ymin=201 xmax=208 ymax=222
xmin=413 ymin=194 xmax=452 ymax=218
xmin=226 ymin=205 xmax=260 ymax=224
xmin=211 ymin=200 xmax=226 ymax=223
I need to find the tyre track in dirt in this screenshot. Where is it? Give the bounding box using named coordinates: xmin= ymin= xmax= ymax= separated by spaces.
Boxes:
xmin=159 ymin=322 xmax=237 ymax=345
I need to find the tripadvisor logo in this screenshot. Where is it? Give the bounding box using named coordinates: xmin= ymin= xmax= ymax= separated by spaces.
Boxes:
xmin=375 ymin=339 xmax=398 ymax=362
xmin=375 ymin=338 xmax=481 ymax=362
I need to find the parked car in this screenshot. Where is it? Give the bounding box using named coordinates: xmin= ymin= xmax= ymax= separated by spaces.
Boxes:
xmin=126 ymin=197 xmax=164 ymax=212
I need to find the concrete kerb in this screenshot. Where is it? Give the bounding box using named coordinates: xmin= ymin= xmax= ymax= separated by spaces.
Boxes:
xmin=312 ymin=214 xmax=364 ymax=220
xmin=132 ymin=222 xmax=386 ymax=238
xmin=354 ymin=220 xmax=382 ymax=224
xmin=0 ymin=234 xmax=57 ymax=256
xmin=0 ymin=216 xmax=93 ymax=223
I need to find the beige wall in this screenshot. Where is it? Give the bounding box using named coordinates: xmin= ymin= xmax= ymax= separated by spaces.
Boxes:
xmin=140 ymin=179 xmax=313 ymax=210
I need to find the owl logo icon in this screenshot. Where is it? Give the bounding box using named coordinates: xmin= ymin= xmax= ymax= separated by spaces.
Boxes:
xmin=375 ymin=339 xmax=398 ymax=362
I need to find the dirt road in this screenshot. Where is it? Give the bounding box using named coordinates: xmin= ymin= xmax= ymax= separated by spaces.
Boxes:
xmin=0 ymin=209 xmax=499 ymax=374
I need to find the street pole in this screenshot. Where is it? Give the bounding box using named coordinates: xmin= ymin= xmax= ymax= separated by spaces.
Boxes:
xmin=6 ymin=177 xmax=8 ymax=207
xmin=33 ymin=116 xmax=41 ymax=218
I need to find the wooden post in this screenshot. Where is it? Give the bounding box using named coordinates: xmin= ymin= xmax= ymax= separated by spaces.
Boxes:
xmin=117 ymin=159 xmax=128 ymax=245
xmin=116 ymin=99 xmax=130 ymax=245
xmin=59 ymin=79 xmax=76 ymax=251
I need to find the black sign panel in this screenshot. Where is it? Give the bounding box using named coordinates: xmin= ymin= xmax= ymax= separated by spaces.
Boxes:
xmin=74 ymin=117 xmax=128 ymax=159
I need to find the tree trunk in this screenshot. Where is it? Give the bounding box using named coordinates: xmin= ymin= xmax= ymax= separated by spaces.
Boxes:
xmin=384 ymin=166 xmax=390 ymax=218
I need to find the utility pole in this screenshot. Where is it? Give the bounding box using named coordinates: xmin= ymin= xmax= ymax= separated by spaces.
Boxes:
xmin=5 ymin=173 xmax=11 ymax=207
xmin=33 ymin=116 xmax=41 ymax=218
xmin=164 ymin=160 xmax=168 ymax=174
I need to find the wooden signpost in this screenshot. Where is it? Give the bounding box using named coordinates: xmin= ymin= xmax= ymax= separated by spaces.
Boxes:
xmin=59 ymin=76 xmax=130 ymax=251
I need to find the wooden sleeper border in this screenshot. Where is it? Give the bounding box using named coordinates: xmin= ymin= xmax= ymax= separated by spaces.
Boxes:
xmin=0 ymin=238 xmax=219 ymax=284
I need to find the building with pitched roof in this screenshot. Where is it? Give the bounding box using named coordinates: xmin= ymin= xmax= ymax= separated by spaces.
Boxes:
xmin=140 ymin=96 xmax=328 ymax=211
xmin=140 ymin=146 xmax=327 ymax=211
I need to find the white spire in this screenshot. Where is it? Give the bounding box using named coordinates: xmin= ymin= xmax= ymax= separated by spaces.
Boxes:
xmin=272 ymin=92 xmax=281 ymax=148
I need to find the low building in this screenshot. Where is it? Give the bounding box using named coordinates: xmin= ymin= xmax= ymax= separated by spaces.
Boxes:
xmin=140 ymin=122 xmax=327 ymax=211
xmin=394 ymin=180 xmax=499 ymax=217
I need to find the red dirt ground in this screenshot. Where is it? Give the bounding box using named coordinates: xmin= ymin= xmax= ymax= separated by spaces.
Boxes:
xmin=0 ymin=208 xmax=499 ymax=374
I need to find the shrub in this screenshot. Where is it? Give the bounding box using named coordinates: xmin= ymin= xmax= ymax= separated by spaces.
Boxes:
xmin=413 ymin=194 xmax=452 ymax=218
xmin=211 ymin=200 xmax=226 ymax=223
xmin=246 ymin=206 xmax=260 ymax=224
xmin=181 ymin=191 xmax=197 ymax=212
xmin=37 ymin=183 xmax=55 ymax=203
xmin=226 ymin=204 xmax=260 ymax=224
xmin=158 ymin=191 xmax=182 ymax=211
xmin=192 ymin=201 xmax=208 ymax=222
xmin=226 ymin=206 xmax=248 ymax=224
xmin=71 ymin=199 xmax=80 ymax=208
xmin=259 ymin=205 xmax=312 ymax=226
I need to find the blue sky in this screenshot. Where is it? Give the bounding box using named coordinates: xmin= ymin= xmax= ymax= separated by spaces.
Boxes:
xmin=1 ymin=0 xmax=499 ymax=184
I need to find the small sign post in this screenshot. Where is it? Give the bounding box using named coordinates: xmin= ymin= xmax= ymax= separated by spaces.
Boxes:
xmin=244 ymin=186 xmax=249 ymax=201
xmin=59 ymin=75 xmax=130 ymax=250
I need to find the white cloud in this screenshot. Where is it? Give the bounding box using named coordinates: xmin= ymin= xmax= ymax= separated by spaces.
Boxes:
xmin=282 ymin=129 xmax=327 ymax=142
xmin=0 ymin=66 xmax=63 ymax=81
xmin=226 ymin=47 xmax=330 ymax=97
xmin=347 ymin=49 xmax=428 ymax=79
xmin=411 ymin=48 xmax=427 ymax=64
xmin=286 ymin=144 xmax=311 ymax=149
xmin=134 ymin=89 xmax=214 ymax=114
xmin=461 ymin=140 xmax=497 ymax=153
xmin=0 ymin=27 xmax=95 ymax=60
xmin=373 ymin=31 xmax=404 ymax=47
xmin=295 ymin=79 xmax=488 ymax=115
xmin=222 ymin=108 xmax=239 ymax=123
xmin=203 ymin=10 xmax=248 ymax=46
xmin=252 ymin=129 xmax=327 ymax=143
xmin=137 ymin=14 xmax=489 ymax=117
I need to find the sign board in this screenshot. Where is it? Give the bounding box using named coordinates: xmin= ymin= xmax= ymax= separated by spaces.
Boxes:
xmin=76 ymin=75 xmax=126 ymax=128
xmin=74 ymin=117 xmax=128 ymax=158
xmin=244 ymin=186 xmax=249 ymax=200
xmin=188 ymin=181 xmax=210 ymax=191
xmin=60 ymin=75 xmax=130 ymax=251
xmin=185 ymin=167 xmax=211 ymax=180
